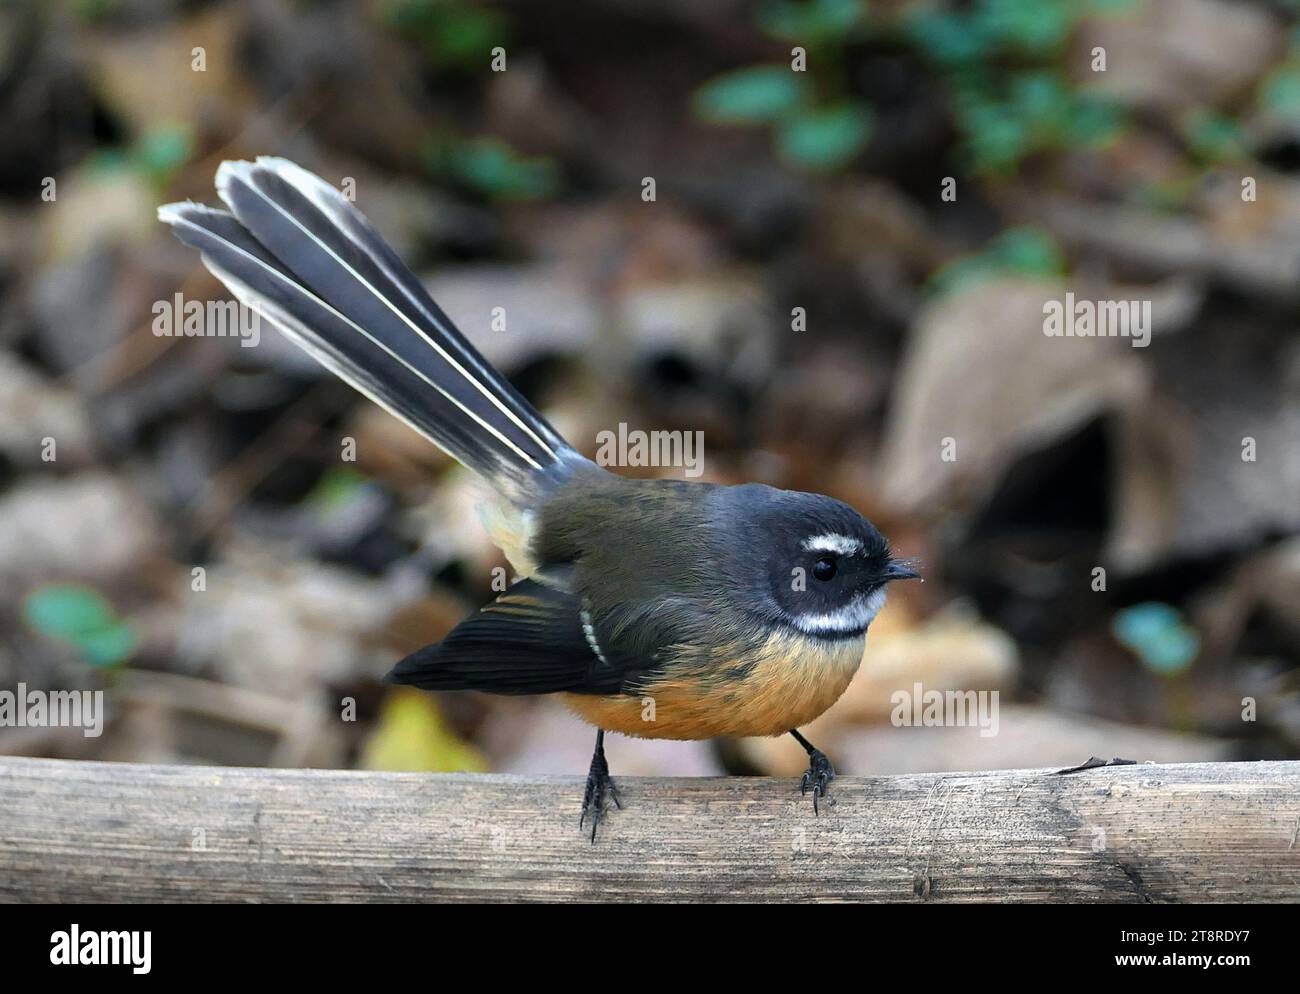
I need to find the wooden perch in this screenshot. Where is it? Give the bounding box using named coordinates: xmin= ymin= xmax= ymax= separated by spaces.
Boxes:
xmin=1 ymin=757 xmax=1297 ymax=902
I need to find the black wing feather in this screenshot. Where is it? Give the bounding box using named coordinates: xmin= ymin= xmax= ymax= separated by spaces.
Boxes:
xmin=385 ymin=580 xmax=633 ymax=695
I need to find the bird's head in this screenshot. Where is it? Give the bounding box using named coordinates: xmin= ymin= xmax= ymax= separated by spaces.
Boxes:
xmin=717 ymin=484 xmax=920 ymax=640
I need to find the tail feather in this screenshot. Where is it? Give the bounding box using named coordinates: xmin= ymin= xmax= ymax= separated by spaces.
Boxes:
xmin=159 ymin=157 xmax=580 ymax=503
xmin=222 ymin=158 xmax=562 ymax=454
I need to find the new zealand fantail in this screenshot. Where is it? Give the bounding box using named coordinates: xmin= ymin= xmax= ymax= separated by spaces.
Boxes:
xmin=160 ymin=158 xmax=919 ymax=840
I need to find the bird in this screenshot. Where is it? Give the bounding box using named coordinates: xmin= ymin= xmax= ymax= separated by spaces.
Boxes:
xmin=159 ymin=157 xmax=920 ymax=841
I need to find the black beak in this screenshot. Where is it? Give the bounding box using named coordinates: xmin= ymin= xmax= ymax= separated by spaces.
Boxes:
xmin=882 ymin=560 xmax=921 ymax=582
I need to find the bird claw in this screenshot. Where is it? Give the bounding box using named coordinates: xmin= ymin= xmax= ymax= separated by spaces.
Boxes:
xmin=579 ymin=739 xmax=620 ymax=842
xmin=800 ymin=749 xmax=835 ymax=815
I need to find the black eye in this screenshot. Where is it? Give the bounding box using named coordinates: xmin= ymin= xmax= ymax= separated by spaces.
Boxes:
xmin=812 ymin=555 xmax=837 ymax=582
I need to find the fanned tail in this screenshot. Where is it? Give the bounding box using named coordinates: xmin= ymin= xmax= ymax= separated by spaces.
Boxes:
xmin=159 ymin=157 xmax=582 ymax=505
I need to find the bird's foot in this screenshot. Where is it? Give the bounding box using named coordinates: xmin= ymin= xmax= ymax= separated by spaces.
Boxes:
xmin=579 ymin=732 xmax=621 ymax=842
xmin=800 ymin=749 xmax=835 ymax=815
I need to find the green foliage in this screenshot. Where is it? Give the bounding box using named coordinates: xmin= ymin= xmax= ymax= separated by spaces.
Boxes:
xmin=776 ymin=103 xmax=875 ymax=169
xmin=1250 ymin=23 xmax=1300 ymax=197
xmin=424 ymin=134 xmax=559 ymax=201
xmin=974 ymin=0 xmax=1074 ymax=53
xmin=757 ymin=0 xmax=867 ymax=44
xmin=304 ymin=467 xmax=370 ymax=510
xmin=903 ymin=0 xmax=1132 ymax=64
xmin=953 ymin=72 xmax=1124 ymax=173
xmin=904 ymin=9 xmax=990 ymax=67
xmin=68 ymin=0 xmax=122 ymax=22
xmin=928 ymin=227 xmax=1065 ymax=296
xmin=694 ymin=70 xmax=876 ymax=170
xmin=1260 ymin=64 xmax=1300 ymax=118
xmin=23 ymin=583 xmax=136 ymax=668
xmin=382 ymin=3 xmax=554 ymax=201
xmin=134 ymin=127 xmax=195 ymax=183
xmin=1257 ymin=28 xmax=1300 ymax=122
xmin=692 ymin=65 xmax=810 ymax=125
xmin=1112 ymin=603 xmax=1200 ymax=676
xmin=88 ymin=125 xmax=194 ymax=189
xmin=691 ymin=3 xmax=875 ymax=172
xmin=383 ymin=0 xmax=509 ymax=69
xmin=901 ymin=0 xmax=1130 ymax=175
xmin=692 ymin=0 xmax=1133 ymax=175
xmin=1181 ymin=109 xmax=1246 ymax=164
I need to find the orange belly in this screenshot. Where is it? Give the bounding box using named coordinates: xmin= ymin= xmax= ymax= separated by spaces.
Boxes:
xmin=562 ymin=630 xmax=866 ymax=740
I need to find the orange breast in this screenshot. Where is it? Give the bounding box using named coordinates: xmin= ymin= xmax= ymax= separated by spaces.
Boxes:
xmin=562 ymin=630 xmax=866 ymax=740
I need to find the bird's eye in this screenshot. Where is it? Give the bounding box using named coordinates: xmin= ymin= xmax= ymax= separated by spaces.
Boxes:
xmin=812 ymin=555 xmax=837 ymax=582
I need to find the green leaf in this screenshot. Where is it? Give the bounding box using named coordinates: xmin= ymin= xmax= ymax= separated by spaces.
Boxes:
xmin=1009 ymin=72 xmax=1070 ymax=130
xmin=928 ymin=227 xmax=1064 ymax=295
xmin=989 ymin=227 xmax=1065 ymax=275
xmin=86 ymin=149 xmax=131 ymax=178
xmin=76 ymin=623 xmax=138 ymax=669
xmin=757 ymin=0 xmax=866 ymax=43
xmin=25 ymin=584 xmax=117 ymax=639
xmin=975 ymin=0 xmax=1072 ymax=55
xmin=1112 ymin=602 xmax=1200 ymax=675
xmin=430 ymin=136 xmax=559 ymax=201
xmin=70 ymin=0 xmax=121 ymax=23
xmin=305 ymin=467 xmax=370 ymax=510
xmin=962 ymin=108 xmax=1029 ymax=173
xmin=429 ymin=7 xmax=507 ymax=63
xmin=692 ymin=65 xmax=809 ymax=124
xmin=1260 ymin=64 xmax=1300 ymax=118
xmin=384 ymin=0 xmax=509 ymax=68
xmin=23 ymin=584 xmax=136 ymax=668
xmin=776 ymin=103 xmax=873 ymax=169
xmin=134 ymin=126 xmax=193 ymax=183
xmin=904 ymin=9 xmax=992 ymax=66
xmin=1183 ymin=108 xmax=1245 ymax=163
xmin=1065 ymin=97 xmax=1125 ymax=147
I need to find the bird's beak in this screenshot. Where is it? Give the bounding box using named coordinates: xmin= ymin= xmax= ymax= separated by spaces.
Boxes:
xmin=882 ymin=560 xmax=921 ymax=582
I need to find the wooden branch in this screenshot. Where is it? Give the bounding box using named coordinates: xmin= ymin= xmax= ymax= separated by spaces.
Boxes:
xmin=1 ymin=757 xmax=1297 ymax=903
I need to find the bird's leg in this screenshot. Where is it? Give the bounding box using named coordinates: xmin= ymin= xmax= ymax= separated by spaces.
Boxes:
xmin=579 ymin=728 xmax=621 ymax=842
xmin=790 ymin=729 xmax=834 ymax=814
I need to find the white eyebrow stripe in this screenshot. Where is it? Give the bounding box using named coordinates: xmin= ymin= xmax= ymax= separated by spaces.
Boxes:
xmin=801 ymin=533 xmax=862 ymax=556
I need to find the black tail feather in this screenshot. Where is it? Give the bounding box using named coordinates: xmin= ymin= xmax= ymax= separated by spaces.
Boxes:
xmin=160 ymin=157 xmax=580 ymax=504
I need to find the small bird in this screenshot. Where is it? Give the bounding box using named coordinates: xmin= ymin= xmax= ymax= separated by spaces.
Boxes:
xmin=160 ymin=158 xmax=919 ymax=840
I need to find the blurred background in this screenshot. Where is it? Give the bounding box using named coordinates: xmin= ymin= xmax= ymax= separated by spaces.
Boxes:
xmin=1 ymin=0 xmax=1297 ymax=781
